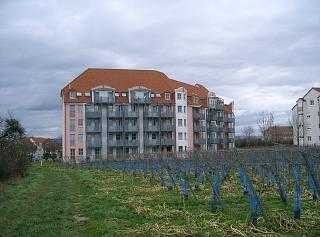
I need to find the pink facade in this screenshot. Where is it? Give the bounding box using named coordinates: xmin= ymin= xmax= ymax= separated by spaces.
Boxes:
xmin=187 ymin=106 xmax=194 ymax=151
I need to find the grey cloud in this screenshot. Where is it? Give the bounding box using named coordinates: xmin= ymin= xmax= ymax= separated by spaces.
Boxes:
xmin=0 ymin=0 xmax=319 ymax=137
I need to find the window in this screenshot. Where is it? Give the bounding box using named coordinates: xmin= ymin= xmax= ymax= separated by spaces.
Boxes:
xmin=78 ymin=105 xmax=83 ymax=115
xmin=184 ymin=132 xmax=187 ymax=140
xmin=307 ymin=136 xmax=312 ymax=141
xmin=310 ymin=100 xmax=315 ymax=105
xmin=178 ymin=106 xmax=182 ymax=113
xmin=177 ymin=93 xmax=182 ymax=100
xmin=156 ymin=93 xmax=161 ymax=97
xmin=178 ymin=132 xmax=183 ymax=140
xmin=78 ymin=119 xmax=83 ymax=127
xmin=116 ymin=134 xmax=121 ymax=140
xmin=78 ymin=148 xmax=83 ymax=156
xmin=307 ymin=115 xmax=311 ymax=119
xmin=70 ymin=134 xmax=75 ymax=146
xmin=132 ymin=133 xmax=137 ymax=140
xmin=184 ymin=106 xmax=186 ymax=113
xmin=69 ymin=91 xmax=76 ymax=99
xmin=178 ymin=146 xmax=183 ymax=152
xmin=194 ymin=96 xmax=199 ymax=104
xmin=78 ymin=134 xmax=83 ymax=144
xmin=85 ymin=92 xmax=90 ymax=97
xmin=152 ymin=133 xmax=156 ymax=139
xmin=165 ymin=93 xmax=171 ymax=100
xmin=70 ymin=149 xmax=75 ymax=159
xmin=69 ymin=105 xmax=75 ymax=117
xmin=184 ymin=119 xmax=186 ymax=127
xmin=178 ymin=119 xmax=183 ymax=127
xmin=70 ymin=119 xmax=75 ymax=132
xmin=183 ymin=93 xmax=186 ymax=100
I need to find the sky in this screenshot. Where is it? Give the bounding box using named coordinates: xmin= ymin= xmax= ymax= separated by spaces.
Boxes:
xmin=1 ymin=0 xmax=320 ymax=138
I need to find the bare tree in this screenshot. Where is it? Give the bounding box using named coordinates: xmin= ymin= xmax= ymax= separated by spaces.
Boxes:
xmin=242 ymin=126 xmax=255 ymax=140
xmin=256 ymin=111 xmax=274 ymax=140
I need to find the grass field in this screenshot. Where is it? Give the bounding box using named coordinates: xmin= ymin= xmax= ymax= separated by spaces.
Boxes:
xmin=0 ymin=163 xmax=319 ymax=236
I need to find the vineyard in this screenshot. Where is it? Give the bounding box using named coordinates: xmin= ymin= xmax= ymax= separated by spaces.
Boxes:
xmin=66 ymin=147 xmax=320 ymax=226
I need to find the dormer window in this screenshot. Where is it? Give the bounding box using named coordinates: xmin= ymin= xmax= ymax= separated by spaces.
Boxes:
xmin=194 ymin=96 xmax=199 ymax=104
xmin=76 ymin=92 xmax=82 ymax=97
xmin=165 ymin=93 xmax=171 ymax=100
xmin=156 ymin=93 xmax=161 ymax=97
xmin=69 ymin=91 xmax=76 ymax=99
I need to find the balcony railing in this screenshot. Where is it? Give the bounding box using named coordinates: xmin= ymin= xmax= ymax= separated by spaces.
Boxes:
xmin=123 ymin=110 xmax=139 ymax=117
xmin=160 ymin=124 xmax=174 ymax=131
xmin=144 ymin=111 xmax=160 ymax=117
xmin=131 ymin=97 xmax=151 ymax=104
xmin=108 ymin=125 xmax=123 ymax=132
xmin=160 ymin=110 xmax=174 ymax=117
xmin=160 ymin=138 xmax=174 ymax=146
xmin=108 ymin=139 xmax=124 ymax=146
xmin=86 ymin=125 xmax=101 ymax=133
xmin=194 ymin=138 xmax=206 ymax=145
xmin=193 ymin=124 xmax=206 ymax=132
xmin=207 ymin=138 xmax=220 ymax=144
xmin=94 ymin=96 xmax=115 ymax=104
xmin=123 ymin=140 xmax=139 ymax=147
xmin=86 ymin=111 xmax=102 ymax=118
xmin=224 ymin=117 xmax=235 ymax=123
xmin=193 ymin=113 xmax=205 ymax=120
xmin=144 ymin=124 xmax=160 ymax=132
xmin=208 ymin=125 xmax=223 ymax=132
xmin=87 ymin=139 xmax=102 ymax=148
xmin=209 ymin=103 xmax=224 ymax=110
xmin=123 ymin=124 xmax=139 ymax=132
xmin=145 ymin=139 xmax=160 ymax=146
xmin=108 ymin=110 xmax=123 ymax=117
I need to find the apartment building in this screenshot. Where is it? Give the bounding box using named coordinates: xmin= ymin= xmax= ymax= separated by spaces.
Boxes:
xmin=61 ymin=68 xmax=235 ymax=160
xmin=292 ymin=87 xmax=320 ymax=146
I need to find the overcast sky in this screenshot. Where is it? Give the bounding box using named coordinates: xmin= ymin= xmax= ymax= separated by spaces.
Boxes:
xmin=1 ymin=0 xmax=320 ymax=137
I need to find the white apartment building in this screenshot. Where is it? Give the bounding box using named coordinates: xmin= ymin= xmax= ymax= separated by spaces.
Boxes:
xmin=292 ymin=87 xmax=320 ymax=146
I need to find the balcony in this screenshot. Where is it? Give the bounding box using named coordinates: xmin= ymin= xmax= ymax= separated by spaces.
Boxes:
xmin=160 ymin=124 xmax=174 ymax=131
xmin=86 ymin=124 xmax=101 ymax=133
xmin=108 ymin=139 xmax=124 ymax=146
xmin=207 ymin=137 xmax=220 ymax=144
xmin=207 ymin=114 xmax=218 ymax=121
xmin=194 ymin=138 xmax=206 ymax=145
xmin=160 ymin=110 xmax=174 ymax=117
xmin=86 ymin=111 xmax=101 ymax=118
xmin=108 ymin=125 xmax=123 ymax=132
xmin=87 ymin=138 xmax=102 ymax=148
xmin=193 ymin=113 xmax=205 ymax=120
xmin=131 ymin=97 xmax=151 ymax=104
xmin=193 ymin=124 xmax=206 ymax=132
xmin=209 ymin=102 xmax=224 ymax=110
xmin=208 ymin=125 xmax=223 ymax=132
xmin=94 ymin=96 xmax=115 ymax=104
xmin=224 ymin=117 xmax=235 ymax=123
xmin=108 ymin=110 xmax=123 ymax=118
xmin=144 ymin=110 xmax=160 ymax=117
xmin=145 ymin=139 xmax=160 ymax=146
xmin=123 ymin=124 xmax=139 ymax=132
xmin=160 ymin=138 xmax=174 ymax=146
xmin=123 ymin=110 xmax=139 ymax=117
xmin=144 ymin=124 xmax=160 ymax=132
xmin=226 ymin=127 xmax=235 ymax=133
xmin=123 ymin=139 xmax=139 ymax=147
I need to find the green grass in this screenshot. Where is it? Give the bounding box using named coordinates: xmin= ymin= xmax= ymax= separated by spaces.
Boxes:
xmin=0 ymin=163 xmax=319 ymax=236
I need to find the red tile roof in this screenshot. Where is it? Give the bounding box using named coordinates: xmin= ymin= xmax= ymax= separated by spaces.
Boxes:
xmin=61 ymin=68 xmax=209 ymax=105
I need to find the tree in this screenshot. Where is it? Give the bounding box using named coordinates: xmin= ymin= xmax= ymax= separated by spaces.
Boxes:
xmin=242 ymin=126 xmax=255 ymax=140
xmin=0 ymin=115 xmax=25 ymax=141
xmin=256 ymin=111 xmax=274 ymax=140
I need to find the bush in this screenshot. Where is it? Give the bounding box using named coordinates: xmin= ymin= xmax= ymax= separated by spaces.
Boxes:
xmin=0 ymin=139 xmax=32 ymax=180
xmin=0 ymin=116 xmax=33 ymax=181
